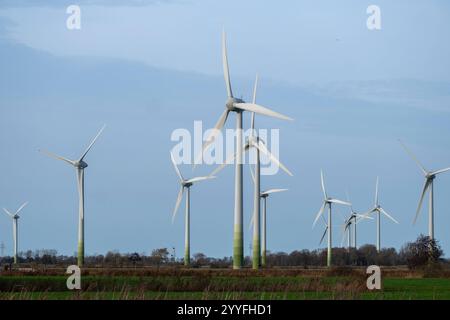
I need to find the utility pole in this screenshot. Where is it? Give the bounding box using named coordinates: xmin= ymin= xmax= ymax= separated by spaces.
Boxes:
xmin=0 ymin=242 xmax=5 ymax=257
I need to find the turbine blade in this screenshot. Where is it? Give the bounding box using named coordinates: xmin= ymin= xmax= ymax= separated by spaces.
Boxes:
xmin=186 ymin=176 xmax=216 ymax=184
xmin=398 ymin=139 xmax=428 ymax=175
xmin=355 ymin=211 xmax=375 ymax=224
xmin=313 ymin=202 xmax=326 ymax=228
xmin=2 ymin=208 xmax=13 ymax=218
xmin=355 ymin=213 xmax=374 ymax=220
xmin=79 ymin=124 xmax=106 ymax=161
xmin=39 ymin=149 xmax=75 ymax=166
xmin=170 ymin=152 xmax=184 ymax=181
xmin=209 ymin=142 xmax=250 ymax=177
xmin=340 ymin=226 xmax=348 ymax=247
xmin=250 ymin=74 xmax=258 ymax=132
xmin=355 ymin=217 xmax=366 ymax=224
xmin=252 ymin=74 xmax=258 ymax=105
xmin=222 ymin=30 xmax=233 ymax=98
xmin=320 ymin=170 xmax=327 ymax=199
xmin=261 ymin=189 xmax=288 ymax=196
xmin=319 ymin=226 xmax=328 ymax=245
xmin=431 ymin=167 xmax=450 ymax=176
xmin=249 ymin=210 xmax=255 ymax=231
xmin=413 ymin=178 xmax=431 ymax=224
xmin=380 ymin=207 xmax=399 ymax=224
xmin=361 ymin=208 xmax=377 ymax=219
xmin=234 ymin=103 xmax=293 ymax=121
xmin=345 ymin=189 xmax=354 ymax=211
xmin=172 ymin=186 xmax=185 ymax=223
xmin=375 ymin=176 xmax=379 ymax=206
xmin=15 ymin=202 xmax=28 ymax=215
xmin=321 ymin=214 xmax=327 ymax=227
xmin=329 ymin=198 xmax=351 ymax=206
xmin=250 ymin=165 xmax=256 ymax=184
xmin=345 ymin=190 xmax=350 ymax=202
xmin=196 ymin=109 xmax=230 ymax=165
xmin=255 ymin=140 xmax=293 ymax=176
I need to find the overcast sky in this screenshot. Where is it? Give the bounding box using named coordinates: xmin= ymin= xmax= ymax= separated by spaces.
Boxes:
xmin=1 ymin=0 xmax=450 ymax=258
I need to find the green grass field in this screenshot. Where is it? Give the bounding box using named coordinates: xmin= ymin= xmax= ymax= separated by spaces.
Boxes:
xmin=1 ymin=268 xmax=450 ymax=300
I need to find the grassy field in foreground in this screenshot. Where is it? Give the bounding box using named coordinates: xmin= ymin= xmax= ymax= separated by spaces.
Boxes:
xmin=1 ymin=269 xmax=450 ymax=300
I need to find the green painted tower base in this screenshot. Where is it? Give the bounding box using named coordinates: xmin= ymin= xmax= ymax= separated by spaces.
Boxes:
xmin=233 ymin=227 xmax=243 ymax=269
xmin=77 ymin=242 xmax=84 ymax=267
xmin=261 ymin=250 xmax=266 ymax=267
xmin=327 ymin=249 xmax=331 ymax=267
xmin=184 ymin=248 xmax=190 ymax=267
xmin=252 ymin=240 xmax=260 ymax=269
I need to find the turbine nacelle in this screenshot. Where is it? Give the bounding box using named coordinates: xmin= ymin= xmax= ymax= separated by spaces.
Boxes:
xmin=40 ymin=125 xmax=105 ymax=171
xmin=3 ymin=202 xmax=28 ymax=220
xmin=226 ymin=97 xmax=244 ymax=111
xmin=181 ymin=181 xmax=193 ymax=188
xmin=74 ymin=160 xmax=88 ymax=169
xmin=247 ymin=134 xmax=258 ymax=145
xmin=425 ymin=173 xmax=436 ymax=180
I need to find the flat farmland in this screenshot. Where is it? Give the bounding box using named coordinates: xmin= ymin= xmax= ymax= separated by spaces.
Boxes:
xmin=1 ymin=267 xmax=450 ymax=300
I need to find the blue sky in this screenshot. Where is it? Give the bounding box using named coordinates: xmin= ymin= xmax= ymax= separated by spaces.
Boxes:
xmin=1 ymin=0 xmax=450 ymax=258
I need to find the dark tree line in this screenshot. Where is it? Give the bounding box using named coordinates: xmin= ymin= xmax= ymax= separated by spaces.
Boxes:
xmin=0 ymin=235 xmax=446 ymax=269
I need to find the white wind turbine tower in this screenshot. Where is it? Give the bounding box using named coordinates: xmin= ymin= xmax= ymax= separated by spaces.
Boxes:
xmin=40 ymin=125 xmax=106 ymax=267
xmin=198 ymin=31 xmax=293 ymax=269
xmin=248 ymin=188 xmax=289 ymax=268
xmin=3 ymin=202 xmax=28 ymax=264
xmin=313 ymin=171 xmax=351 ymax=267
xmin=399 ymin=140 xmax=450 ymax=240
xmin=170 ymin=152 xmax=215 ymax=266
xmin=364 ymin=177 xmax=399 ymax=252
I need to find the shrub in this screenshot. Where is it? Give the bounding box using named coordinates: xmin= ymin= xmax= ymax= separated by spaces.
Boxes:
xmin=400 ymin=234 xmax=444 ymax=269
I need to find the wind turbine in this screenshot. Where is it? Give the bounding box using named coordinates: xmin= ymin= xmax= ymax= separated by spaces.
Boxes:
xmin=170 ymin=152 xmax=215 ymax=266
xmin=313 ymin=171 xmax=351 ymax=267
xmin=399 ymin=140 xmax=450 ymax=240
xmin=2 ymin=202 xmax=28 ymax=264
xmin=210 ymin=75 xmax=292 ymax=269
xmin=39 ymin=125 xmax=106 ymax=267
xmin=260 ymin=188 xmax=288 ymax=267
xmin=198 ymin=31 xmax=293 ymax=269
xmin=343 ymin=191 xmax=373 ymax=249
xmin=364 ymin=177 xmax=399 ymax=252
